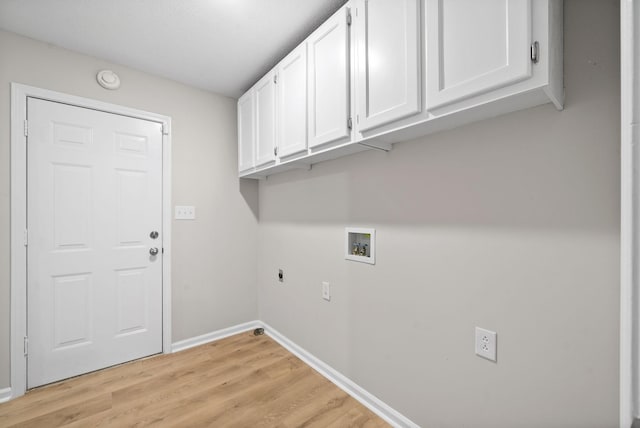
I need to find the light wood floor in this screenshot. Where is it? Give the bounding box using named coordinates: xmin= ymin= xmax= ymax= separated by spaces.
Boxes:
xmin=0 ymin=332 xmax=388 ymax=427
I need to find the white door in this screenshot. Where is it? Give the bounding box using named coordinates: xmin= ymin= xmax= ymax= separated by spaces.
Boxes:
xmin=27 ymin=98 xmax=163 ymax=388
xmin=238 ymin=90 xmax=255 ymax=172
xmin=308 ymin=6 xmax=351 ymax=148
xmin=425 ymin=0 xmax=532 ymax=110
xmin=277 ymin=43 xmax=308 ymax=158
xmin=355 ymin=0 xmax=421 ymax=132
xmin=255 ymin=71 xmax=277 ymax=167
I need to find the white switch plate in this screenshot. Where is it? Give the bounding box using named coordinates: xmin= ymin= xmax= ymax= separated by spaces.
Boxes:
xmin=322 ymin=282 xmax=331 ymax=301
xmin=175 ymin=205 xmax=196 ymax=220
xmin=475 ymin=327 xmax=497 ymax=362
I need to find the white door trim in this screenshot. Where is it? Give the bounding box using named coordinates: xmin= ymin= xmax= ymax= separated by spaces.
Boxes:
xmin=621 ymin=1 xmax=638 ymax=427
xmin=10 ymin=83 xmax=172 ymax=399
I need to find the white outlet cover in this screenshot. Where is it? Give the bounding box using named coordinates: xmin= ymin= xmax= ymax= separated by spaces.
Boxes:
xmin=175 ymin=205 xmax=196 ymax=220
xmin=322 ymin=282 xmax=331 ymax=301
xmin=475 ymin=327 xmax=497 ymax=362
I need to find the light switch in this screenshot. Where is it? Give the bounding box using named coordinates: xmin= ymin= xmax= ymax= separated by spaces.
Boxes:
xmin=175 ymin=206 xmax=196 ymax=220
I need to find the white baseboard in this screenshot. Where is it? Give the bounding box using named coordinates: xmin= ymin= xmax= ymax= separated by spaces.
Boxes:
xmin=171 ymin=320 xmax=261 ymax=353
xmin=262 ymin=322 xmax=419 ymax=428
xmin=0 ymin=387 xmax=12 ymax=403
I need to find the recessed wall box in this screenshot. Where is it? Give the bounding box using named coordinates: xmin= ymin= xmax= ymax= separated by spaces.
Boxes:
xmin=345 ymin=227 xmax=375 ymax=265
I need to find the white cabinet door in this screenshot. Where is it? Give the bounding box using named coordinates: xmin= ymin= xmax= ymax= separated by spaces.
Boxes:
xmin=237 ymin=91 xmax=255 ymax=172
xmin=355 ymin=0 xmax=420 ymax=132
xmin=308 ymin=6 xmax=351 ymax=148
xmin=277 ymin=43 xmax=308 ymax=157
xmin=426 ymin=0 xmax=532 ymax=110
xmin=255 ymin=71 xmax=277 ymax=167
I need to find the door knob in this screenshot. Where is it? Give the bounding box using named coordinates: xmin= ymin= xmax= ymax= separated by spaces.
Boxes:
xmin=149 ymin=247 xmax=159 ymax=256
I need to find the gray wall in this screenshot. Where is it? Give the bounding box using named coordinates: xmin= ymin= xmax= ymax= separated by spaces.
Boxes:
xmin=257 ymin=1 xmax=620 ymax=427
xmin=0 ymin=30 xmax=260 ymax=388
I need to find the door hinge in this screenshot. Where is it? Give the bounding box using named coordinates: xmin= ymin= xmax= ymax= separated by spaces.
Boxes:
xmin=161 ymin=123 xmax=169 ymax=135
xmin=24 ymin=337 xmax=28 ymax=356
xmin=347 ymin=12 xmax=352 ymax=26
xmin=347 ymin=117 xmax=353 ymax=130
xmin=23 ymin=120 xmax=28 ymax=137
xmin=531 ymin=41 xmax=540 ymax=63
xmin=23 ymin=229 xmax=28 ymax=247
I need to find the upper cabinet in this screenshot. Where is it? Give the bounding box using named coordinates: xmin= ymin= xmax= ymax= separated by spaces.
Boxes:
xmin=238 ymin=0 xmax=563 ymax=178
xmin=277 ymin=43 xmax=308 ymax=158
xmin=237 ymin=91 xmax=255 ymax=172
xmin=426 ymin=0 xmax=533 ymax=110
xmin=308 ymin=7 xmax=352 ymax=149
xmin=254 ymin=70 xmax=277 ymax=167
xmin=354 ymin=0 xmax=421 ymax=132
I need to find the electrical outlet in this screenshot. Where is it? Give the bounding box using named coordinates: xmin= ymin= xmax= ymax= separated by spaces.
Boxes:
xmin=175 ymin=205 xmax=196 ymax=220
xmin=475 ymin=327 xmax=497 ymax=362
xmin=322 ymin=282 xmax=331 ymax=301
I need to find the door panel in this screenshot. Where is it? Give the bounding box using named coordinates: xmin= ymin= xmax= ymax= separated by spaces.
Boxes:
xmin=237 ymin=91 xmax=255 ymax=172
xmin=308 ymin=7 xmax=350 ymax=148
xmin=27 ymin=98 xmax=163 ymax=388
xmin=426 ymin=0 xmax=532 ymax=110
xmin=52 ymin=164 xmax=92 ymax=250
xmin=52 ymin=273 xmax=92 ymax=349
xmin=115 ymin=170 xmax=147 ymax=246
xmin=278 ymin=43 xmax=308 ymax=157
xmin=255 ymin=72 xmax=277 ymax=167
xmin=356 ymin=0 xmax=420 ymax=132
xmin=115 ymin=268 xmax=148 ymax=335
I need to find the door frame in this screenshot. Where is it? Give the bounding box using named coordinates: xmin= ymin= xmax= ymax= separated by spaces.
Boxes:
xmin=10 ymin=83 xmax=173 ymax=399
xmin=621 ymin=1 xmax=638 ymax=427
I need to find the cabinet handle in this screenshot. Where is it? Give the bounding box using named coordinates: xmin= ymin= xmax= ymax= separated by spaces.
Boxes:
xmin=531 ymin=41 xmax=539 ymax=64
xmin=274 ymin=147 xmax=278 ymax=156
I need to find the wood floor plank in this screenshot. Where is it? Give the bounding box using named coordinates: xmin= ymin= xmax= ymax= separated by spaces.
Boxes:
xmin=0 ymin=332 xmax=389 ymax=427
xmin=107 ymin=354 xmax=301 ymax=425
xmin=235 ymin=368 xmax=338 ymax=427
xmin=167 ymin=358 xmax=313 ymax=427
xmin=8 ymin=393 xmax=112 ymax=428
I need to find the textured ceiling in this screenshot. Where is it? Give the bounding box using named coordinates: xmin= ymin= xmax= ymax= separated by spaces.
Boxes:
xmin=0 ymin=0 xmax=347 ymax=98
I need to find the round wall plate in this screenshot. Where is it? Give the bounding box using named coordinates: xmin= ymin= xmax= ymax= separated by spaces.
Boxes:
xmin=96 ymin=70 xmax=121 ymax=90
